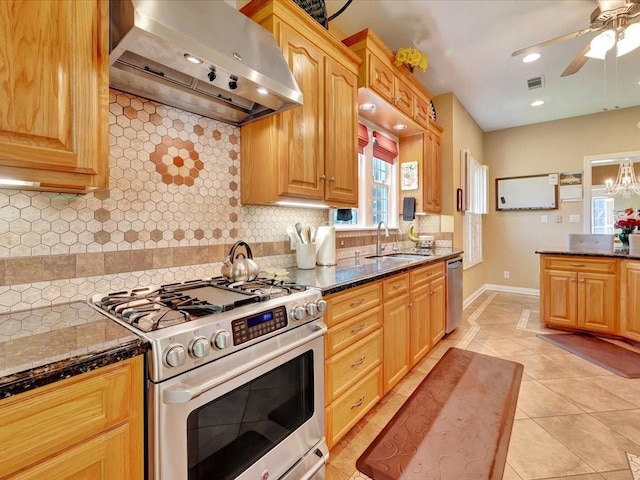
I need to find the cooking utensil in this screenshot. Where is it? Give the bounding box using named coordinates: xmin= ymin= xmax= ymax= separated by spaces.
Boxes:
xmin=287 ymin=225 xmax=301 ymax=245
xmin=295 ymin=223 xmax=304 ymax=243
xmin=302 ymin=225 xmax=311 ymax=244
xmin=221 ymin=241 xmax=260 ymax=281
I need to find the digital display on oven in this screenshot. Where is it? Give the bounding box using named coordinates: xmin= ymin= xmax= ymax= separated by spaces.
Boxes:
xmin=246 ymin=311 xmax=274 ymax=328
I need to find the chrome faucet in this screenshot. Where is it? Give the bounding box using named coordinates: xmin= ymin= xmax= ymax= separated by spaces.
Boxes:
xmin=376 ymin=221 xmax=390 ymax=256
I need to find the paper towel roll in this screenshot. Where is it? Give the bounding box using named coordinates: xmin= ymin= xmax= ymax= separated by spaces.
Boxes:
xmin=315 ymin=225 xmax=336 ymax=266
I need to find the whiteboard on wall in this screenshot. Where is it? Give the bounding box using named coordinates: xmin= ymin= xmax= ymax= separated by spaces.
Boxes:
xmin=496 ymin=174 xmax=558 ymax=211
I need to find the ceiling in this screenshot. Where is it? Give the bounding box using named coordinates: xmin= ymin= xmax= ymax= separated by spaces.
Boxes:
xmin=325 ymin=0 xmax=640 ymax=132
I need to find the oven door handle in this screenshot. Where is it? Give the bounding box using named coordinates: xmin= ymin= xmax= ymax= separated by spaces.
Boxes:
xmin=163 ymin=322 xmax=327 ymax=404
xmin=297 ymin=452 xmax=326 ymax=480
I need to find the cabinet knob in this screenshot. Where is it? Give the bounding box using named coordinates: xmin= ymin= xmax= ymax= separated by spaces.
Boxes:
xmin=329 ymin=177 xmax=335 ymax=182
xmin=320 ymin=174 xmax=326 ymax=180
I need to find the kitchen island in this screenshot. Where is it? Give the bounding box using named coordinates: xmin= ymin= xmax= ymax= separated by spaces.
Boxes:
xmin=537 ymin=249 xmax=640 ymax=343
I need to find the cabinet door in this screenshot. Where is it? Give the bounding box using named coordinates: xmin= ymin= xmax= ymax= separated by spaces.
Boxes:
xmin=413 ymin=95 xmax=430 ymax=129
xmin=429 ymin=275 xmax=446 ymax=346
xmin=0 ymin=0 xmax=108 ymax=191
xmin=383 ymin=294 xmax=410 ymax=394
xmin=423 ymin=130 xmax=442 ymax=213
xmin=324 ymin=57 xmax=358 ymax=206
xmin=394 ymin=76 xmax=414 ymax=117
xmin=368 ymin=54 xmax=394 ymax=104
xmin=622 ymin=261 xmax=640 ymax=341
xmin=409 ymin=284 xmax=430 ymax=367
xmin=542 ymin=270 xmax=577 ymax=327
xmin=278 ymin=25 xmax=325 ymax=199
xmin=577 ymin=272 xmax=617 ymax=333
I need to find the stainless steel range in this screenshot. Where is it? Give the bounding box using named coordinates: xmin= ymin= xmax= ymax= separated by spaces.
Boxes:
xmin=90 ymin=276 xmax=329 ymax=480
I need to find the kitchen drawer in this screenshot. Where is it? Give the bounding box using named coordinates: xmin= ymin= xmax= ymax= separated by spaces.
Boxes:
xmin=410 ymin=261 xmax=445 ymax=288
xmin=383 ymin=273 xmax=410 ymax=300
xmin=326 ymin=306 xmax=382 ymax=356
xmin=326 ymin=282 xmax=381 ymax=327
xmin=0 ymin=357 xmax=141 ymax=477
xmin=543 ymin=256 xmax=617 ymax=273
xmin=325 ymin=330 xmax=382 ymax=404
xmin=326 ymin=366 xmax=382 ymax=449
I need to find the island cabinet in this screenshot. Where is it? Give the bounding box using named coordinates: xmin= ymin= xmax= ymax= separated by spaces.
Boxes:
xmin=324 ymin=282 xmax=383 ymax=449
xmin=398 ymin=122 xmax=443 ymax=214
xmin=0 ymin=356 xmax=144 ymax=479
xmin=409 ymin=262 xmax=446 ymax=365
xmin=239 ymin=0 xmax=361 ymax=207
xmin=0 ymin=0 xmax=108 ymax=193
xmin=621 ymin=260 xmax=640 ymax=341
xmin=540 ymin=255 xmax=618 ymax=334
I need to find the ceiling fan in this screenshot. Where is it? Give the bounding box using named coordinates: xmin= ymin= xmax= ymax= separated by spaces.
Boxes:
xmin=512 ymin=0 xmax=640 ymax=77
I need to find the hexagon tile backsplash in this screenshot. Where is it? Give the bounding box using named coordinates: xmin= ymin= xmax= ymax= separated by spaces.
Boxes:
xmin=0 ymin=90 xmax=326 ymax=314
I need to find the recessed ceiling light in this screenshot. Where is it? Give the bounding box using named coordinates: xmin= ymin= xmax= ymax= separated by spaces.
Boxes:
xmin=256 ymin=87 xmax=269 ymax=95
xmin=359 ymin=103 xmax=375 ymax=111
xmin=393 ymin=124 xmax=407 ymax=130
xmin=531 ymin=100 xmax=545 ymax=107
xmin=522 ymin=53 xmax=541 ymax=63
xmin=184 ymin=53 xmax=203 ymax=64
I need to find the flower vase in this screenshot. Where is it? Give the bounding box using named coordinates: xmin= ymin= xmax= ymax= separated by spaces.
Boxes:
xmin=619 ymin=230 xmax=632 ymax=247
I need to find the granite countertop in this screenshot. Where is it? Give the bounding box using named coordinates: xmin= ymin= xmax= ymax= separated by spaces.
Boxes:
xmin=0 ymin=302 xmax=148 ymax=399
xmin=536 ymin=248 xmax=640 ymax=259
xmin=285 ymin=248 xmax=464 ymax=295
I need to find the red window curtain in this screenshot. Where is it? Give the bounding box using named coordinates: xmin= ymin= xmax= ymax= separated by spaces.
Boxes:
xmin=358 ymin=123 xmax=369 ymax=154
xmin=372 ymin=131 xmax=398 ymax=164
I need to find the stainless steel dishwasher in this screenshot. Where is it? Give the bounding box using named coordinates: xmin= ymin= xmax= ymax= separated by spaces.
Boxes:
xmin=446 ymin=256 xmax=463 ymax=333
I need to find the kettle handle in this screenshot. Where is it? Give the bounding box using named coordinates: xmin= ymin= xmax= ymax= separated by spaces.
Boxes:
xmin=233 ymin=241 xmax=254 ymax=259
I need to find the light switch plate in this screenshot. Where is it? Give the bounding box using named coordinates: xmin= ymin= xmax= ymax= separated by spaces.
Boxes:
xmin=554 ymin=214 xmax=562 ymax=223
xmin=541 ymin=215 xmax=548 ymax=223
xmin=569 ymin=214 xmax=580 ymax=223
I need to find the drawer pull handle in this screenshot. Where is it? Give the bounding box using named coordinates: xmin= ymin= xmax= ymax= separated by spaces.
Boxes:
xmin=351 ymin=356 xmax=365 ymax=367
xmin=570 ymin=263 xmax=586 ymax=267
xmin=351 ymin=324 xmax=365 ymax=333
xmin=392 ymin=284 xmax=403 ymax=290
xmin=350 ymin=396 xmax=365 ymax=409
xmin=350 ymin=299 xmax=364 ymax=307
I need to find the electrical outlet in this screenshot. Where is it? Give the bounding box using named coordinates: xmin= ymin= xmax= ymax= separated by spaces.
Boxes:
xmin=503 ymin=271 xmax=510 ymax=279
xmin=569 ymin=214 xmax=580 ymax=223
xmin=541 ymin=215 xmax=548 ymax=223
xmin=554 ymin=214 xmax=562 ymax=223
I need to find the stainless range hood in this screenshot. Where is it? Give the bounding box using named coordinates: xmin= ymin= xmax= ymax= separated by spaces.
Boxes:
xmin=109 ymin=0 xmax=303 ymax=125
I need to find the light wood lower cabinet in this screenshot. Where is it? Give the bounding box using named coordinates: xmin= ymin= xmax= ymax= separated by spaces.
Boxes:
xmin=323 ymin=261 xmax=447 ymax=447
xmin=0 ymin=356 xmax=144 ymax=479
xmin=540 ymin=255 xmax=617 ymax=334
xmin=621 ymin=260 xmax=640 ymax=341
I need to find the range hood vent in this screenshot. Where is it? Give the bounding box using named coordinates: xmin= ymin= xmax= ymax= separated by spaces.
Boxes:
xmin=109 ymin=0 xmax=303 ymax=126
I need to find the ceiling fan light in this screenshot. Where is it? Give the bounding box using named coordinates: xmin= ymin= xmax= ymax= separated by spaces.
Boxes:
xmin=589 ymin=29 xmax=616 ymax=56
xmin=616 ymin=24 xmax=640 ymax=57
xmin=585 ymin=48 xmax=607 ymax=59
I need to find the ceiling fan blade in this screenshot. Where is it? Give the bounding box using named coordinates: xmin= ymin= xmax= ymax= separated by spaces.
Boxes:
xmin=560 ymin=43 xmax=591 ymax=77
xmin=512 ymin=27 xmax=596 ymax=57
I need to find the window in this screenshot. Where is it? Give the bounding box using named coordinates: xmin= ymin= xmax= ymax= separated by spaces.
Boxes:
xmin=334 ymin=126 xmax=398 ymax=228
xmin=462 ymin=149 xmax=488 ymax=269
xmin=592 ymin=194 xmax=615 ymax=234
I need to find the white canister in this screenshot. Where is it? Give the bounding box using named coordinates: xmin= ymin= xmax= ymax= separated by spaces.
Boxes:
xmin=296 ymin=243 xmax=316 ymax=269
xmin=315 ymin=225 xmax=336 ymax=266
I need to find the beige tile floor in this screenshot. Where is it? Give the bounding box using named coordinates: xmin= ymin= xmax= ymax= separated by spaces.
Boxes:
xmin=326 ymin=291 xmax=640 ymax=480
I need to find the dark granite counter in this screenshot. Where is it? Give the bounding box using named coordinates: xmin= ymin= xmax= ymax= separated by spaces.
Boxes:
xmin=0 ymin=301 xmax=147 ymax=399
xmin=536 ymin=249 xmax=640 ymax=260
xmin=284 ymin=248 xmax=464 ymax=295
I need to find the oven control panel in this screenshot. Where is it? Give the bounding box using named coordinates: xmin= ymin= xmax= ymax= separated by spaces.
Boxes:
xmin=231 ymin=306 xmax=287 ymax=345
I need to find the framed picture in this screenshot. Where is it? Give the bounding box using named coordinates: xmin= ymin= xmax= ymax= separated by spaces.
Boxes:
xmin=401 ymin=161 xmax=418 ymax=190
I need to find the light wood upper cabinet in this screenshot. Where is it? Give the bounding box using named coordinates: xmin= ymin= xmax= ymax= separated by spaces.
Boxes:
xmin=342 ymin=28 xmax=435 ymax=134
xmin=240 ymin=0 xmax=361 ymax=207
xmin=0 ymin=356 xmax=143 ymax=479
xmin=540 ymin=255 xmax=618 ymax=334
xmin=0 ymin=0 xmax=108 ymax=192
xmin=398 ymin=123 xmax=443 ymax=214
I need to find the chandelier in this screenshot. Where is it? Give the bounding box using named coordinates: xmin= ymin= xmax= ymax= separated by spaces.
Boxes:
xmin=605 ymin=161 xmax=640 ymax=198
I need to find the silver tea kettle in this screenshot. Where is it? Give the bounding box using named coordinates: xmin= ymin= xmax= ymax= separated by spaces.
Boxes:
xmin=221 ymin=241 xmax=260 ymax=282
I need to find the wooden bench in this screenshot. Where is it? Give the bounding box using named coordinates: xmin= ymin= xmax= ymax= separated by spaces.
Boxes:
xmin=356 ymin=347 xmax=524 ymax=480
